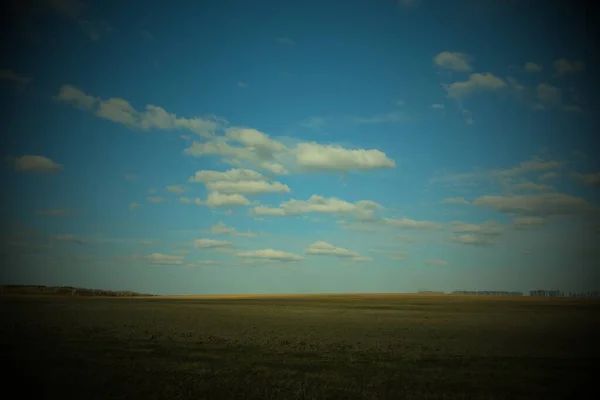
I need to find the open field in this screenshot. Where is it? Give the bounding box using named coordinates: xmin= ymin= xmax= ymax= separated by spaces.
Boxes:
xmin=2 ymin=294 xmax=599 ymax=399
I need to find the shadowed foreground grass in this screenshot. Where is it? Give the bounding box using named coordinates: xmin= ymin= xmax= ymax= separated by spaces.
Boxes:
xmin=2 ymin=294 xmax=598 ymax=399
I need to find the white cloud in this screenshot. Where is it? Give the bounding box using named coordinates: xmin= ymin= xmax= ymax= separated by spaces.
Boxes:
xmin=57 ymin=85 xmax=225 ymax=138
xmin=146 ymin=253 xmax=184 ymax=265
xmin=52 ymin=234 xmax=86 ymax=244
xmin=189 ymin=168 xmax=266 ymax=183
xmin=513 ymin=216 xmax=546 ymax=230
xmin=205 ymin=180 xmax=290 ymax=195
xmin=147 ymin=196 xmax=166 ymax=203
xmin=473 ymin=193 xmax=592 ymax=216
xmin=450 ymin=221 xmax=504 ymax=245
xmin=554 ymin=59 xmax=585 ymax=76
xmin=492 ymin=156 xmax=563 ymax=176
xmin=524 ymin=62 xmax=542 ymax=72
xmin=444 ymin=73 xmax=507 ymax=99
xmin=185 ymin=128 xmax=394 ymax=175
xmin=179 ymin=197 xmax=193 ymax=204
xmin=305 ymin=241 xmax=370 ymax=262
xmin=513 ymin=182 xmax=553 ymax=192
xmin=574 ymin=172 xmax=600 ymax=188
xmin=249 ymin=195 xmax=382 ymax=221
xmin=195 ymin=192 xmax=251 ymax=208
xmin=207 ymin=221 xmax=256 ymax=237
xmin=36 ymin=208 xmax=76 ymax=216
xmin=350 ymin=110 xmax=408 ymax=124
xmin=194 ymin=238 xmax=233 ymax=248
xmin=165 ymin=185 xmax=187 ymax=194
xmin=433 ymin=51 xmax=472 ymax=72
xmin=539 ymin=172 xmax=561 ymax=181
xmin=385 ymin=217 xmax=443 ymax=230
xmin=425 ymin=259 xmax=447 ymax=266
xmin=368 ymin=249 xmax=408 ymax=260
xmin=0 ymin=69 xmax=31 ymax=83
xmin=536 ymin=83 xmax=561 ymax=106
xmin=452 ymin=221 xmax=504 ymax=235
xmin=394 ymin=234 xmax=420 ymax=243
xmin=129 ymin=202 xmax=141 ymax=210
xmin=276 ymin=37 xmax=295 ymax=46
xmin=10 ymin=155 xmax=62 ymax=173
xmin=431 ymin=103 xmax=445 ymax=109
xmin=295 ymin=142 xmax=395 ymax=171
xmin=236 ymin=249 xmax=303 ymax=262
xmin=237 ymin=81 xmax=248 ymax=88
xmin=443 ymin=197 xmax=470 ymax=205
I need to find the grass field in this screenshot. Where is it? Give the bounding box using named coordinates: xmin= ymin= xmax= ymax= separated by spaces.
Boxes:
xmin=2 ymin=294 xmax=598 ymax=399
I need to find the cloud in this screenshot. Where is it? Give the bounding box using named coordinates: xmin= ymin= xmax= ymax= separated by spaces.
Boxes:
xmin=146 ymin=253 xmax=184 ymax=265
xmin=207 ymin=221 xmax=256 ymax=237
xmin=195 ymin=192 xmax=251 ymax=208
xmin=205 ymin=180 xmax=290 ymax=195
xmin=524 ymin=62 xmax=542 ymax=72
xmin=194 ymin=238 xmax=233 ymax=249
xmin=299 ymin=116 xmax=326 ymax=130
xmin=276 ymin=37 xmax=295 ymax=46
xmin=9 ymin=155 xmax=62 ymax=173
xmin=513 ymin=216 xmax=546 ymax=230
xmin=431 ymin=103 xmax=445 ymax=109
xmin=539 ymin=172 xmax=561 ymax=181
xmin=450 ymin=221 xmax=504 ymax=245
xmin=513 ymin=182 xmax=553 ymax=192
xmin=178 ymin=197 xmax=193 ymax=204
xmin=573 ymin=172 xmax=600 ymax=188
xmin=237 ymin=81 xmax=248 ymax=88
xmin=368 ymin=249 xmax=408 ymax=260
xmin=185 ymin=128 xmax=394 ymax=175
xmin=337 ymin=220 xmax=377 ymax=232
xmin=425 ymin=259 xmax=447 ymax=266
xmin=433 ymin=51 xmax=472 ymax=72
xmin=35 ymin=208 xmax=77 ymax=216
xmin=394 ymin=234 xmax=420 ymax=243
xmin=295 ymin=142 xmax=395 ymax=171
xmin=0 ymin=69 xmax=31 ymax=84
xmin=186 ymin=260 xmax=221 ymax=267
xmin=554 ymin=59 xmax=585 ymax=76
xmin=189 ymin=168 xmax=266 ymax=183
xmin=123 ymin=173 xmax=138 ymax=182
xmin=398 ymin=0 xmax=421 ymax=6
xmin=444 ymin=73 xmax=507 ymax=99
xmin=492 ymin=156 xmax=563 ymax=176
xmin=57 ymin=85 xmax=225 ymax=138
xmin=165 ymin=185 xmax=187 ymax=194
xmin=236 ymin=249 xmax=303 ymax=262
xmin=305 ymin=241 xmax=371 ymax=262
xmin=52 ymin=234 xmax=85 ymax=245
xmin=385 ymin=217 xmax=444 ymax=230
xmin=536 ymin=83 xmax=561 ymax=106
xmin=443 ymin=197 xmax=470 ymax=205
xmin=249 ymin=195 xmax=382 ymax=221
xmin=147 ymin=196 xmax=167 ymax=203
xmin=129 ymin=202 xmax=141 ymax=210
xmin=350 ymin=110 xmax=408 ymax=125
xmin=472 ymin=193 xmax=592 ymax=216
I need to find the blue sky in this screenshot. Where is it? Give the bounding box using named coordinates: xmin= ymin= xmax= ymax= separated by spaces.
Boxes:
xmin=1 ymin=0 xmax=599 ymax=295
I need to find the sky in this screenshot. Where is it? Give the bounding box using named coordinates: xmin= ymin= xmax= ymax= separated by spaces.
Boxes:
xmin=1 ymin=0 xmax=599 ymax=295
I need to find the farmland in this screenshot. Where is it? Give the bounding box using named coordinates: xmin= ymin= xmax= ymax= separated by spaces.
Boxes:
xmin=2 ymin=294 xmax=599 ymax=399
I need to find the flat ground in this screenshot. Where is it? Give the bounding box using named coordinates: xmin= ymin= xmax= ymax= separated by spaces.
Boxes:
xmin=2 ymin=294 xmax=598 ymax=399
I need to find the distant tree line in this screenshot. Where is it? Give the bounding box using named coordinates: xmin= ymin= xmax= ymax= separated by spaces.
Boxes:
xmin=0 ymin=284 xmax=155 ymax=297
xmin=451 ymin=291 xmax=524 ymax=296
xmin=529 ymin=289 xmax=600 ymax=298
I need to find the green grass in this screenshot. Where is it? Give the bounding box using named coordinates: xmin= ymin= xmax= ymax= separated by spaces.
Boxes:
xmin=2 ymin=294 xmax=598 ymax=399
